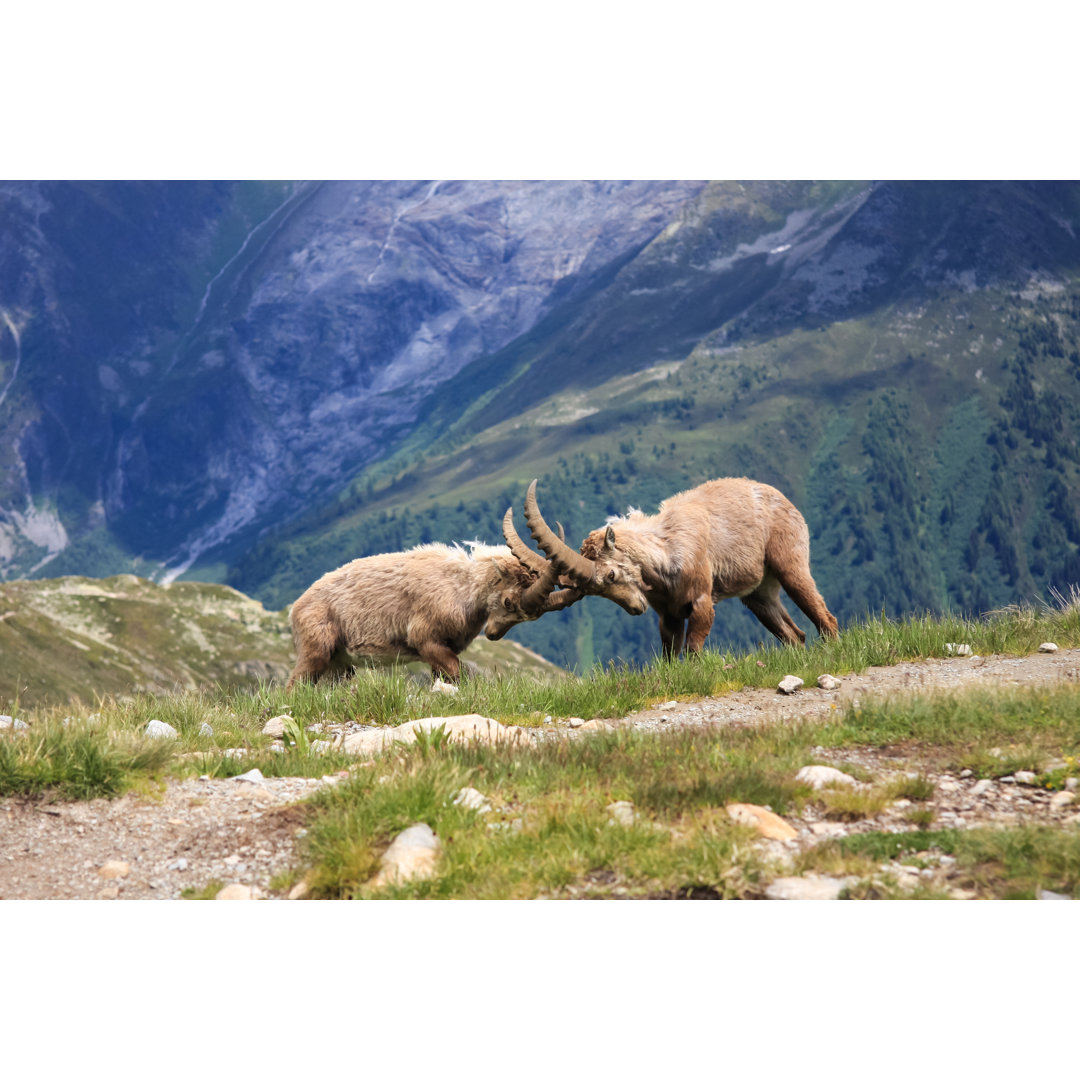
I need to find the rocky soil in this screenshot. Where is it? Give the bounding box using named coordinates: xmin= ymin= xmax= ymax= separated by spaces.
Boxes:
xmin=2 ymin=647 xmax=1077 ymax=900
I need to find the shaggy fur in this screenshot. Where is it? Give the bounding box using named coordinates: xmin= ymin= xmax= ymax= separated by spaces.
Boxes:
xmin=567 ymin=478 xmax=838 ymax=657
xmin=287 ymin=543 xmax=571 ymax=685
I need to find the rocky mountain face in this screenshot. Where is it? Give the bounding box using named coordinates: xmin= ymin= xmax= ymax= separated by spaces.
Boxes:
xmin=3 ymin=180 xmax=1080 ymax=671
xmin=0 ymin=180 xmax=705 ymax=579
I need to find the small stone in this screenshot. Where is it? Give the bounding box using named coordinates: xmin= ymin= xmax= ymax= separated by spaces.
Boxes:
xmin=0 ymin=714 xmax=12 ymax=728
xmin=215 ymin=883 xmax=256 ymax=900
xmin=607 ymin=801 xmax=637 ymax=826
xmin=542 ymin=715 xmax=553 ymax=725
xmin=198 ymin=722 xmax=213 ymax=737
xmin=287 ymin=880 xmax=310 ymax=900
xmin=167 ymin=858 xmax=189 ymax=871
xmin=971 ymin=779 xmax=994 ymax=796
xmin=765 ymin=876 xmax=848 ymax=900
xmin=1013 ymin=771 xmax=1038 ymax=786
xmin=144 ymin=720 xmax=178 ymax=739
xmin=261 ymin=715 xmax=289 ymax=738
xmin=777 ymin=675 xmax=804 ymax=695
xmin=809 ymin=821 xmax=846 ymax=837
xmin=370 ymin=823 xmax=441 ymax=888
xmin=310 ymin=740 xmax=331 ymax=754
xmin=726 ymin=803 xmax=798 ymax=841
xmin=959 ymin=769 xmax=973 ymax=779
xmin=1066 ymin=778 xmax=1079 ymax=792
xmin=1000 ymin=775 xmax=1017 ymax=784
xmin=431 ymin=679 xmax=459 ymax=695
xmin=452 ymin=787 xmax=492 ymax=813
xmin=96 ymin=886 xmax=120 ymax=900
xmin=1038 ymin=642 xmax=1059 ymax=653
xmin=97 ymin=860 xmax=130 ymax=879
xmin=945 ymin=643 xmax=972 ymax=656
xmin=1038 ymin=889 xmax=1071 ymax=901
xmin=657 ymin=701 xmax=679 ymax=711
xmin=567 ymin=717 xmax=585 ymax=728
xmin=1050 ymin=791 xmax=1076 ymax=810
xmin=579 ymin=719 xmax=615 ymax=732
xmin=232 ymin=768 xmax=265 ymax=784
xmin=796 ymin=765 xmax=858 ymax=789
xmin=816 ymin=674 xmax=842 ymax=690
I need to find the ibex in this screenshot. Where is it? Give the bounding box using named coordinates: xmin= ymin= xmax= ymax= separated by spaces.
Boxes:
xmin=523 ymin=478 xmax=838 ymax=657
xmin=286 ymin=509 xmax=579 ymax=686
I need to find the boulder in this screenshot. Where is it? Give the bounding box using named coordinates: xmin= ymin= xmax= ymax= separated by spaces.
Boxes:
xmin=370 ymin=823 xmax=441 ymax=888
xmin=765 ymin=875 xmax=850 ymax=900
xmin=1038 ymin=642 xmax=1059 ymax=653
xmin=777 ymin=676 xmax=804 ymax=695
xmin=144 ymin=720 xmax=178 ymax=739
xmin=816 ymin=674 xmax=842 ymax=691
xmin=342 ymin=714 xmax=532 ymax=757
xmin=261 ymin=715 xmax=290 ymax=737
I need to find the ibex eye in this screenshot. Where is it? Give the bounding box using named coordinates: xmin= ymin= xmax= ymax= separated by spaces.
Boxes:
xmin=607 ymin=570 xmax=616 ymax=582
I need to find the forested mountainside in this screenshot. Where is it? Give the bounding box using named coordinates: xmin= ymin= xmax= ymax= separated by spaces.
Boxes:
xmin=3 ymin=181 xmax=1079 ymax=670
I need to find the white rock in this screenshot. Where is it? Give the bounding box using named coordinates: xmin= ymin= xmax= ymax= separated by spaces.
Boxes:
xmin=765 ymin=875 xmax=849 ymax=900
xmin=0 ymin=715 xmax=29 ymax=730
xmin=971 ymin=779 xmax=994 ymax=796
xmin=1066 ymin=778 xmax=1079 ymax=792
xmin=310 ymin=740 xmax=331 ymax=754
xmin=579 ymin=719 xmax=615 ymax=732
xmin=0 ymin=714 xmax=12 ymax=728
xmin=452 ymin=787 xmax=492 ymax=813
xmin=430 ymin=679 xmax=459 ymax=695
xmin=1038 ymin=889 xmax=1071 ymax=901
xmin=287 ymin=880 xmax=310 ymax=900
xmin=1050 ymin=791 xmax=1077 ymax=810
xmin=816 ymin=674 xmax=842 ymax=690
xmin=261 ymin=715 xmax=289 ymax=738
xmin=945 ymin=643 xmax=972 ymax=656
xmin=567 ymin=716 xmax=585 ymax=728
xmin=167 ymin=858 xmax=189 ymax=871
xmin=657 ymin=701 xmax=679 ymax=711
xmin=232 ymin=768 xmax=266 ymax=784
xmin=606 ymin=801 xmax=636 ymax=826
xmin=796 ymin=765 xmax=858 ymax=789
xmin=97 ymin=859 xmax=130 ymax=879
xmin=198 ymin=722 xmax=213 ymax=737
xmin=370 ymin=823 xmax=441 ymax=888
xmin=1013 ymin=771 xmax=1038 ymax=786
xmin=1038 ymin=642 xmax=1059 ymax=653
xmin=809 ymin=821 xmax=846 ymax=837
xmin=215 ymin=883 xmax=259 ymax=900
xmin=144 ymin=719 xmax=178 ymax=739
xmin=778 ymin=675 xmax=804 ymax=695
xmin=342 ymin=714 xmax=531 ymax=756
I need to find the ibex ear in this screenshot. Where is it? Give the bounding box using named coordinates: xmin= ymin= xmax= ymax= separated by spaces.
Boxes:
xmin=604 ymin=526 xmax=616 ymax=551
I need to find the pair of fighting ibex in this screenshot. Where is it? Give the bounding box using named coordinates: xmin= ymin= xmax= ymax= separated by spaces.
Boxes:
xmin=286 ymin=477 xmax=839 ymax=687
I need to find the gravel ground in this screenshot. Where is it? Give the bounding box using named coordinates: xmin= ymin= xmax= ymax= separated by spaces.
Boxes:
xmin=2 ymin=647 xmax=1077 ymax=900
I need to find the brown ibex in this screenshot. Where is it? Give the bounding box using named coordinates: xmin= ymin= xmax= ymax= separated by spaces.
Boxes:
xmin=523 ymin=478 xmax=838 ymax=657
xmin=286 ymin=510 xmax=579 ymax=686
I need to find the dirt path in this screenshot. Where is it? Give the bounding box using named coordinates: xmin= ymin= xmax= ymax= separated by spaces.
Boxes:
xmin=2 ymin=648 xmax=1077 ymax=900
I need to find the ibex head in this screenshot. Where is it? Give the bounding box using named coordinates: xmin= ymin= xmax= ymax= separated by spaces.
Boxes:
xmin=522 ymin=480 xmax=649 ymax=616
xmin=483 ymin=506 xmax=581 ymax=640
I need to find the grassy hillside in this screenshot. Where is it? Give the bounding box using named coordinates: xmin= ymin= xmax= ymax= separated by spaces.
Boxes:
xmin=0 ymin=576 xmax=564 ymax=709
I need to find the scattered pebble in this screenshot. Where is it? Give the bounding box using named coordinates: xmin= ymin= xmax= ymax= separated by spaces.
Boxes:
xmin=96 ymin=886 xmax=120 ymax=900
xmin=431 ymin=679 xmax=459 ymax=696
xmin=287 ymin=880 xmax=310 ymax=900
xmin=1038 ymin=642 xmax=1059 ymax=653
xmin=97 ymin=860 xmax=130 ymax=879
xmin=816 ymin=674 xmax=842 ymax=691
xmin=198 ymin=722 xmax=213 ymax=737
xmin=1066 ymin=778 xmax=1079 ymax=792
xmin=1038 ymin=889 xmax=1071 ymax=901
xmin=215 ymin=883 xmax=258 ymax=900
xmin=1013 ymin=771 xmax=1038 ymax=786
xmin=261 ymin=715 xmax=289 ymax=738
xmin=167 ymin=858 xmax=189 ymax=871
xmin=945 ymin=643 xmax=972 ymax=656
xmin=765 ymin=875 xmax=850 ymax=901
xmin=606 ymin=801 xmax=637 ymax=827
xmin=795 ymin=765 xmax=858 ymax=789
xmin=656 ymin=701 xmax=679 ymax=711
xmin=567 ymin=717 xmax=585 ymax=728
xmin=1050 ymin=791 xmax=1076 ymax=810
xmin=726 ymin=803 xmax=797 ymax=841
xmin=370 ymin=823 xmax=441 ymax=888
xmin=809 ymin=821 xmax=846 ymax=837
xmin=144 ymin=720 xmax=178 ymax=739
xmin=971 ymin=779 xmax=994 ymax=796
xmin=777 ymin=675 xmax=804 ymax=695
xmin=231 ymin=768 xmax=266 ymax=784
xmin=452 ymin=787 xmax=492 ymax=813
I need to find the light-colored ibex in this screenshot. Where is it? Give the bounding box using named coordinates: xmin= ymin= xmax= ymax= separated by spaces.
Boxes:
xmin=523 ymin=478 xmax=838 ymax=657
xmin=286 ymin=509 xmax=579 ymax=686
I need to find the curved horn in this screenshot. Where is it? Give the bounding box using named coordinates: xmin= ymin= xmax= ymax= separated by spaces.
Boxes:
xmin=502 ymin=507 xmax=548 ymax=575
xmin=520 ymin=559 xmax=562 ymax=613
xmin=524 ymin=480 xmax=597 ymax=584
